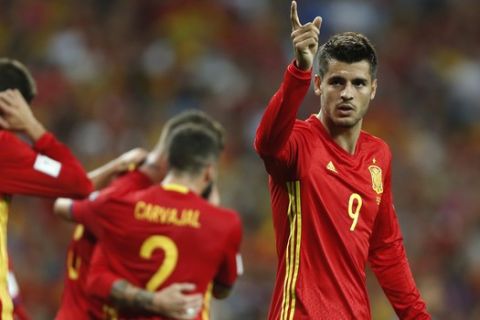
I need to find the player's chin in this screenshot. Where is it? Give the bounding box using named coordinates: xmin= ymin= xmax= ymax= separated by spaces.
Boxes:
xmin=332 ymin=116 xmax=359 ymax=128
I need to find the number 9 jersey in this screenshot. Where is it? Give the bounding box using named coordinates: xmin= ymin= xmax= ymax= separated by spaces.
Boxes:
xmin=254 ymin=63 xmax=428 ymax=319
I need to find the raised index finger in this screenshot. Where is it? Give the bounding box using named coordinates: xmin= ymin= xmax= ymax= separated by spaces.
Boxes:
xmin=290 ymin=1 xmax=302 ymax=31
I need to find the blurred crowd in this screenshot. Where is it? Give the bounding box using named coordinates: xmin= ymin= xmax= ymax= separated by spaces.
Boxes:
xmin=1 ymin=0 xmax=479 ymax=318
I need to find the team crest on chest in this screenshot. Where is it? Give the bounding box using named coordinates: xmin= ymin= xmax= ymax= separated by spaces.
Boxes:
xmin=368 ymin=165 xmax=383 ymax=194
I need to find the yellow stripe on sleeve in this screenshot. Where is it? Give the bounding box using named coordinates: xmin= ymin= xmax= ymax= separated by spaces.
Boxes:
xmin=288 ymin=181 xmax=303 ymax=320
xmin=280 ymin=181 xmax=302 ymax=320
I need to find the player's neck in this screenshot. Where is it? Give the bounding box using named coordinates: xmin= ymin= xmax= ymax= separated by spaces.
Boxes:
xmin=317 ymin=114 xmax=362 ymax=155
xmin=161 ymin=171 xmax=204 ymax=195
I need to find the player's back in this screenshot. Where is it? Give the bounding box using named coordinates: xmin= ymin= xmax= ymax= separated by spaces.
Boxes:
xmin=95 ymin=183 xmax=242 ymax=318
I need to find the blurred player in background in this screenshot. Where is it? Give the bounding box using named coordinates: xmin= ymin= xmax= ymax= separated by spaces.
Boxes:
xmin=55 ymin=122 xmax=243 ymax=319
xmin=0 ymin=58 xmax=93 ymax=319
xmin=55 ymin=110 xmax=227 ymax=319
xmin=254 ymin=1 xmax=430 ymax=319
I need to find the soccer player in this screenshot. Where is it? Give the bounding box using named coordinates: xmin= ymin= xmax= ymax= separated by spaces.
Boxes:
xmin=253 ymin=2 xmax=430 ymax=319
xmin=56 ymin=123 xmax=243 ymax=319
xmin=0 ymin=58 xmax=93 ymax=319
xmin=55 ymin=111 xmax=228 ymax=319
xmin=56 ymin=148 xmax=203 ymax=320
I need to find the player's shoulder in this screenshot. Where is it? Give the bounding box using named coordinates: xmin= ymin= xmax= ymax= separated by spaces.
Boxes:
xmin=0 ymin=130 xmax=19 ymax=144
xmin=103 ymin=170 xmax=152 ymax=196
xmin=361 ymin=131 xmax=392 ymax=155
xmin=202 ymin=201 xmax=242 ymax=226
xmin=293 ymin=118 xmax=312 ymax=131
xmin=291 ymin=116 xmax=320 ymax=139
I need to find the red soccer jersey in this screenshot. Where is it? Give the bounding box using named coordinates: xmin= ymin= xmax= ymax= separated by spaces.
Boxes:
xmin=71 ymin=172 xmax=243 ymax=319
xmin=254 ymin=63 xmax=429 ymax=319
xmin=55 ymin=225 xmax=96 ymax=320
xmin=56 ymin=170 xmax=153 ymax=320
xmin=0 ymin=131 xmax=92 ymax=319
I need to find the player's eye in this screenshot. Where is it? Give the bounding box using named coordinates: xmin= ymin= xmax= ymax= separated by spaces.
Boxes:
xmin=329 ymin=77 xmax=345 ymax=86
xmin=352 ymin=79 xmax=367 ymax=87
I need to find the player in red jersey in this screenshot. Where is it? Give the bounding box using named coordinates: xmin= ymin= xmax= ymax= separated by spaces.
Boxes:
xmin=0 ymin=58 xmax=93 ymax=319
xmin=55 ymin=111 xmax=227 ymax=319
xmin=56 ymin=123 xmax=242 ymax=319
xmin=253 ymin=2 xmax=430 ymax=319
xmin=56 ymin=149 xmax=204 ymax=320
xmin=55 ymin=148 xmax=157 ymax=320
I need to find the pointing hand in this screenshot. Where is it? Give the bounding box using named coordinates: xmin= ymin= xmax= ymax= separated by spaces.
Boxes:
xmin=290 ymin=1 xmax=322 ymax=71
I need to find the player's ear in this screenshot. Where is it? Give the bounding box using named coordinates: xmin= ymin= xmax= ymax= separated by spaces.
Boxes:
xmin=203 ymin=163 xmax=215 ymax=184
xmin=314 ymin=74 xmax=322 ymax=96
xmin=370 ymin=78 xmax=377 ymax=100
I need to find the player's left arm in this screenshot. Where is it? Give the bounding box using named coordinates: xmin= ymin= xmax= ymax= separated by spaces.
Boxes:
xmin=213 ymin=213 xmax=243 ymax=299
xmin=54 ymin=194 xmax=103 ymax=239
xmin=53 ymin=197 xmax=76 ymax=221
xmin=88 ymin=148 xmax=148 ymax=190
xmin=368 ymin=161 xmax=431 ymax=319
xmin=54 ymin=148 xmax=151 ymax=223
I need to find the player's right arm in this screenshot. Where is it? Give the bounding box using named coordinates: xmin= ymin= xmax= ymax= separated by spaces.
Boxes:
xmin=254 ymin=1 xmax=321 ymax=159
xmin=109 ymin=281 xmax=202 ymax=319
xmin=87 ymin=245 xmax=202 ymax=319
xmin=0 ymin=90 xmax=92 ymax=198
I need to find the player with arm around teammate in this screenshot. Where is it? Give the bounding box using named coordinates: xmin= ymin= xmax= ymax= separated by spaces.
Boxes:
xmin=55 ymin=110 xmax=229 ymax=319
xmin=56 ymin=123 xmax=243 ymax=319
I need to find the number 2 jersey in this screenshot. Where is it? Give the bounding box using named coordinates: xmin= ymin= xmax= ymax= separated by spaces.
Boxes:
xmin=254 ymin=63 xmax=429 ymax=319
xmin=70 ymin=171 xmax=243 ymax=319
xmin=0 ymin=131 xmax=92 ymax=319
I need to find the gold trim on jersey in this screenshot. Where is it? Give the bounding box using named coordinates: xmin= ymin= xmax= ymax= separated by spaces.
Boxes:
xmin=162 ymin=183 xmax=189 ymax=194
xmin=368 ymin=165 xmax=383 ymax=194
xmin=0 ymin=198 xmax=13 ymax=320
xmin=280 ymin=181 xmax=302 ymax=320
xmin=202 ymin=282 xmax=213 ymax=320
xmin=73 ymin=224 xmax=84 ymax=240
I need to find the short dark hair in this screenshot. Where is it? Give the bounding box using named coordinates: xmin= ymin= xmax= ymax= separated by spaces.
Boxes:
xmin=167 ymin=124 xmax=222 ymax=175
xmin=0 ymin=58 xmax=37 ymax=103
xmin=162 ymin=110 xmax=225 ymax=150
xmin=318 ymin=32 xmax=377 ymax=79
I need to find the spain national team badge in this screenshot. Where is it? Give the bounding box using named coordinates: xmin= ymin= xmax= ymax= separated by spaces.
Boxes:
xmin=368 ymin=165 xmax=383 ymax=194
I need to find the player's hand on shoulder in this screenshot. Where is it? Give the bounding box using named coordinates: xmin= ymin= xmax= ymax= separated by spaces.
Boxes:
xmin=115 ymin=148 xmax=148 ymax=173
xmin=290 ymin=0 xmax=322 ymax=71
xmin=152 ymin=283 xmax=203 ymax=319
